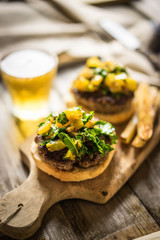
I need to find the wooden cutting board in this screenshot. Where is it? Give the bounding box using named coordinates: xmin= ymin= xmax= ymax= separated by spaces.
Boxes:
xmin=0 ymin=123 xmax=159 ymax=239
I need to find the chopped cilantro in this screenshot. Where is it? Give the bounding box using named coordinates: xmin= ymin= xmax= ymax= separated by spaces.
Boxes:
xmin=38 ymin=122 xmax=45 ymax=128
xmin=38 ymin=113 xmax=53 ymax=127
xmin=94 ymin=121 xmax=117 ymax=145
xmin=40 ymin=126 xmax=66 ymax=145
xmin=94 ymin=121 xmax=115 ymax=135
xmin=94 ymin=68 xmax=107 ymax=78
xmin=101 ymin=87 xmax=110 ymax=95
xmin=82 ymin=111 xmax=94 ymax=124
xmin=111 ymin=66 xmax=128 ymax=74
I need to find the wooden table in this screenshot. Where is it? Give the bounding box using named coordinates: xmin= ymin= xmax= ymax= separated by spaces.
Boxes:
xmin=0 ymin=63 xmax=160 ymax=240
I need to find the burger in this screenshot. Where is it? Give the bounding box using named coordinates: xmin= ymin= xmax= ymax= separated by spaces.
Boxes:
xmin=70 ymin=57 xmax=137 ymax=124
xmin=31 ymin=107 xmax=117 ymax=182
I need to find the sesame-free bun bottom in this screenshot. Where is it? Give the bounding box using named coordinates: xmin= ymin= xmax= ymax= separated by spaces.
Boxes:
xmin=31 ymin=141 xmax=116 ymax=182
xmin=65 ymin=93 xmax=135 ymax=124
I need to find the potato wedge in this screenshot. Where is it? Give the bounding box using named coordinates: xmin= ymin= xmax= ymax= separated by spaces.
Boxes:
xmin=120 ymin=115 xmax=138 ymax=144
xmin=135 ymin=83 xmax=158 ymax=141
xmin=150 ymin=87 xmax=160 ymax=119
xmin=131 ymin=135 xmax=147 ymax=148
xmin=132 ymin=88 xmax=160 ymax=148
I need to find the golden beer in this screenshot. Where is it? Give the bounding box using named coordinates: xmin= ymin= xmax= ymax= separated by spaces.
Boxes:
xmin=1 ymin=50 xmax=58 ymax=120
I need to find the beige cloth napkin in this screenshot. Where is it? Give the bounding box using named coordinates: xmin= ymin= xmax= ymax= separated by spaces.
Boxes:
xmin=0 ymin=0 xmax=159 ymax=84
xmin=131 ymin=0 xmax=160 ymax=22
xmin=0 ymin=1 xmax=88 ymax=57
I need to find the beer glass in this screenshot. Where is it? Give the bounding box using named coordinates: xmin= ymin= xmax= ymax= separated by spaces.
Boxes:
xmin=1 ymin=49 xmax=58 ymax=120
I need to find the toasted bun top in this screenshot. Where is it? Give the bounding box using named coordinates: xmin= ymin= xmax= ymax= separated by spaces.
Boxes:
xmin=31 ymin=141 xmax=116 ymax=182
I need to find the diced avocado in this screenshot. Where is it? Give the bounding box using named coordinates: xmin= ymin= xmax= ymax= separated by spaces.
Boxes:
xmin=38 ymin=121 xmax=52 ymax=135
xmin=46 ymin=139 xmax=66 ymax=152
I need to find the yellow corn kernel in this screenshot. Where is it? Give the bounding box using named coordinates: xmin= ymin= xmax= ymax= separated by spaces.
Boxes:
xmin=65 ymin=108 xmax=83 ymax=121
xmin=46 ymin=140 xmax=66 ymax=152
xmin=125 ymin=78 xmax=137 ymax=91
xmin=85 ymin=119 xmax=95 ymax=128
xmin=74 ymin=76 xmax=89 ymax=91
xmin=79 ymin=67 xmax=94 ymax=79
xmin=86 ymin=57 xmax=102 ymax=68
xmin=38 ymin=121 xmax=52 ymax=135
xmin=91 ymin=75 xmax=103 ymax=86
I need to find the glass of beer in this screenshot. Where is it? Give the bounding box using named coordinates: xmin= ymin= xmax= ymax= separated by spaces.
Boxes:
xmin=0 ymin=49 xmax=58 ymax=120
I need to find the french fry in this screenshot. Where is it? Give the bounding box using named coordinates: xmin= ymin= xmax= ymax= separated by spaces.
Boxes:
xmin=135 ymin=83 xmax=158 ymax=141
xmin=132 ymin=88 xmax=160 ymax=148
xmin=150 ymin=87 xmax=160 ymax=119
xmin=132 ymin=135 xmax=147 ymax=148
xmin=120 ymin=114 xmax=138 ymax=144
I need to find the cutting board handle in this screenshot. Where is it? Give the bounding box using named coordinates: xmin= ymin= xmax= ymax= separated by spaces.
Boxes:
xmin=0 ymin=157 xmax=64 ymax=240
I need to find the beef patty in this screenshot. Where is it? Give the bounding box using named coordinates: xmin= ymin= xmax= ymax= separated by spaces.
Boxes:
xmin=35 ymin=135 xmax=109 ymax=171
xmin=72 ymin=88 xmax=134 ymax=114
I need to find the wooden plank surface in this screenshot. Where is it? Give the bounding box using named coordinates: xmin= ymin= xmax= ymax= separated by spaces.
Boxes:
xmin=0 ymin=62 xmax=160 ymax=239
xmin=129 ymin=143 xmax=160 ymax=225
xmin=135 ymin=231 xmax=160 ymax=240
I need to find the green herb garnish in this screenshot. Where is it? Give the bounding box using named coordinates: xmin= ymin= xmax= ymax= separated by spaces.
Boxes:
xmin=38 ymin=108 xmax=117 ymax=161
xmin=58 ymin=132 xmax=78 ymax=156
xmin=111 ymin=66 xmax=128 ymax=74
xmin=82 ymin=111 xmax=94 ymax=124
xmin=94 ymin=121 xmax=115 ymax=135
xmin=38 ymin=122 xmax=45 ymax=128
xmin=56 ymin=112 xmax=69 ymax=125
xmin=94 ymin=68 xmax=107 ymax=78
xmin=94 ymin=120 xmax=117 ymax=144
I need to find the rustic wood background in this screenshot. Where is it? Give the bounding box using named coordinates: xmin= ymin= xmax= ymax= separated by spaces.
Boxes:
xmin=0 ymin=63 xmax=160 ymax=240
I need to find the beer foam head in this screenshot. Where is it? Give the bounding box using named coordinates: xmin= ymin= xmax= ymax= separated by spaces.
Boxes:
xmin=1 ymin=49 xmax=57 ymax=78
